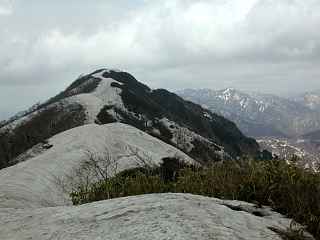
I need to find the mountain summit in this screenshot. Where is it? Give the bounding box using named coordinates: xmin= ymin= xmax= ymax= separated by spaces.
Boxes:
xmin=0 ymin=69 xmax=260 ymax=169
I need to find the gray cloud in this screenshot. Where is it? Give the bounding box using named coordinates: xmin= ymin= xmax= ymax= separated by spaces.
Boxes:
xmin=0 ymin=0 xmax=12 ymax=15
xmin=1 ymin=0 xmax=320 ymax=119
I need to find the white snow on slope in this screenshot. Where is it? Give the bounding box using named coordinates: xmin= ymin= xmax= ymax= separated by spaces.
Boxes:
xmin=66 ymin=70 xmax=124 ymax=123
xmin=159 ymin=118 xmax=226 ymax=157
xmin=0 ymin=193 xmax=308 ymax=240
xmin=0 ymin=123 xmax=194 ymax=209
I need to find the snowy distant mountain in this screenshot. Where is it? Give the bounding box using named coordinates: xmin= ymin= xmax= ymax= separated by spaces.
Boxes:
xmin=295 ymin=90 xmax=320 ymax=111
xmin=0 ymin=69 xmax=260 ymax=169
xmin=178 ymin=88 xmax=320 ymax=138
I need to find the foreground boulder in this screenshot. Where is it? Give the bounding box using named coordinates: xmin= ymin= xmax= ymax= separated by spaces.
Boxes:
xmin=0 ymin=193 xmax=312 ymax=240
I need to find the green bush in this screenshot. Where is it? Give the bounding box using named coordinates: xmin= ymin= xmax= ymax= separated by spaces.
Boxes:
xmin=70 ymin=159 xmax=320 ymax=239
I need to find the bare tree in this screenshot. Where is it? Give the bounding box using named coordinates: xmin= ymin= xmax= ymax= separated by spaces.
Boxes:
xmin=53 ymin=146 xmax=118 ymax=197
xmin=54 ymin=144 xmax=160 ymax=201
xmin=125 ymin=145 xmax=156 ymax=170
xmin=82 ymin=148 xmax=118 ymax=182
xmin=175 ymin=128 xmax=189 ymax=150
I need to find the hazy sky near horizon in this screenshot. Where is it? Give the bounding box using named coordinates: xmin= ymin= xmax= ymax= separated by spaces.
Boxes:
xmin=0 ymin=0 xmax=320 ymax=120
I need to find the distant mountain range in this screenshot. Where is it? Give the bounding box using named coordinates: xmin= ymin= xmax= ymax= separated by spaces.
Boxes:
xmin=178 ymin=88 xmax=320 ymax=138
xmin=177 ymin=88 xmax=320 ymax=169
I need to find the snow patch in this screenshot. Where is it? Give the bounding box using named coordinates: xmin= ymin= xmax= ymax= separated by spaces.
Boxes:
xmin=159 ymin=118 xmax=225 ymax=157
xmin=65 ymin=69 xmax=125 ymax=123
xmin=203 ymin=111 xmax=212 ymax=120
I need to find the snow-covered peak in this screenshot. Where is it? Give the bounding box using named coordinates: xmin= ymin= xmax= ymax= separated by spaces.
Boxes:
xmin=299 ymin=91 xmax=320 ymax=110
xmin=218 ymin=88 xmax=241 ymax=102
xmin=222 ymin=87 xmax=235 ymax=94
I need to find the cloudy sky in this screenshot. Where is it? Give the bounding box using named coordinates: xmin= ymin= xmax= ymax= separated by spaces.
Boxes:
xmin=0 ymin=0 xmax=320 ymax=120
